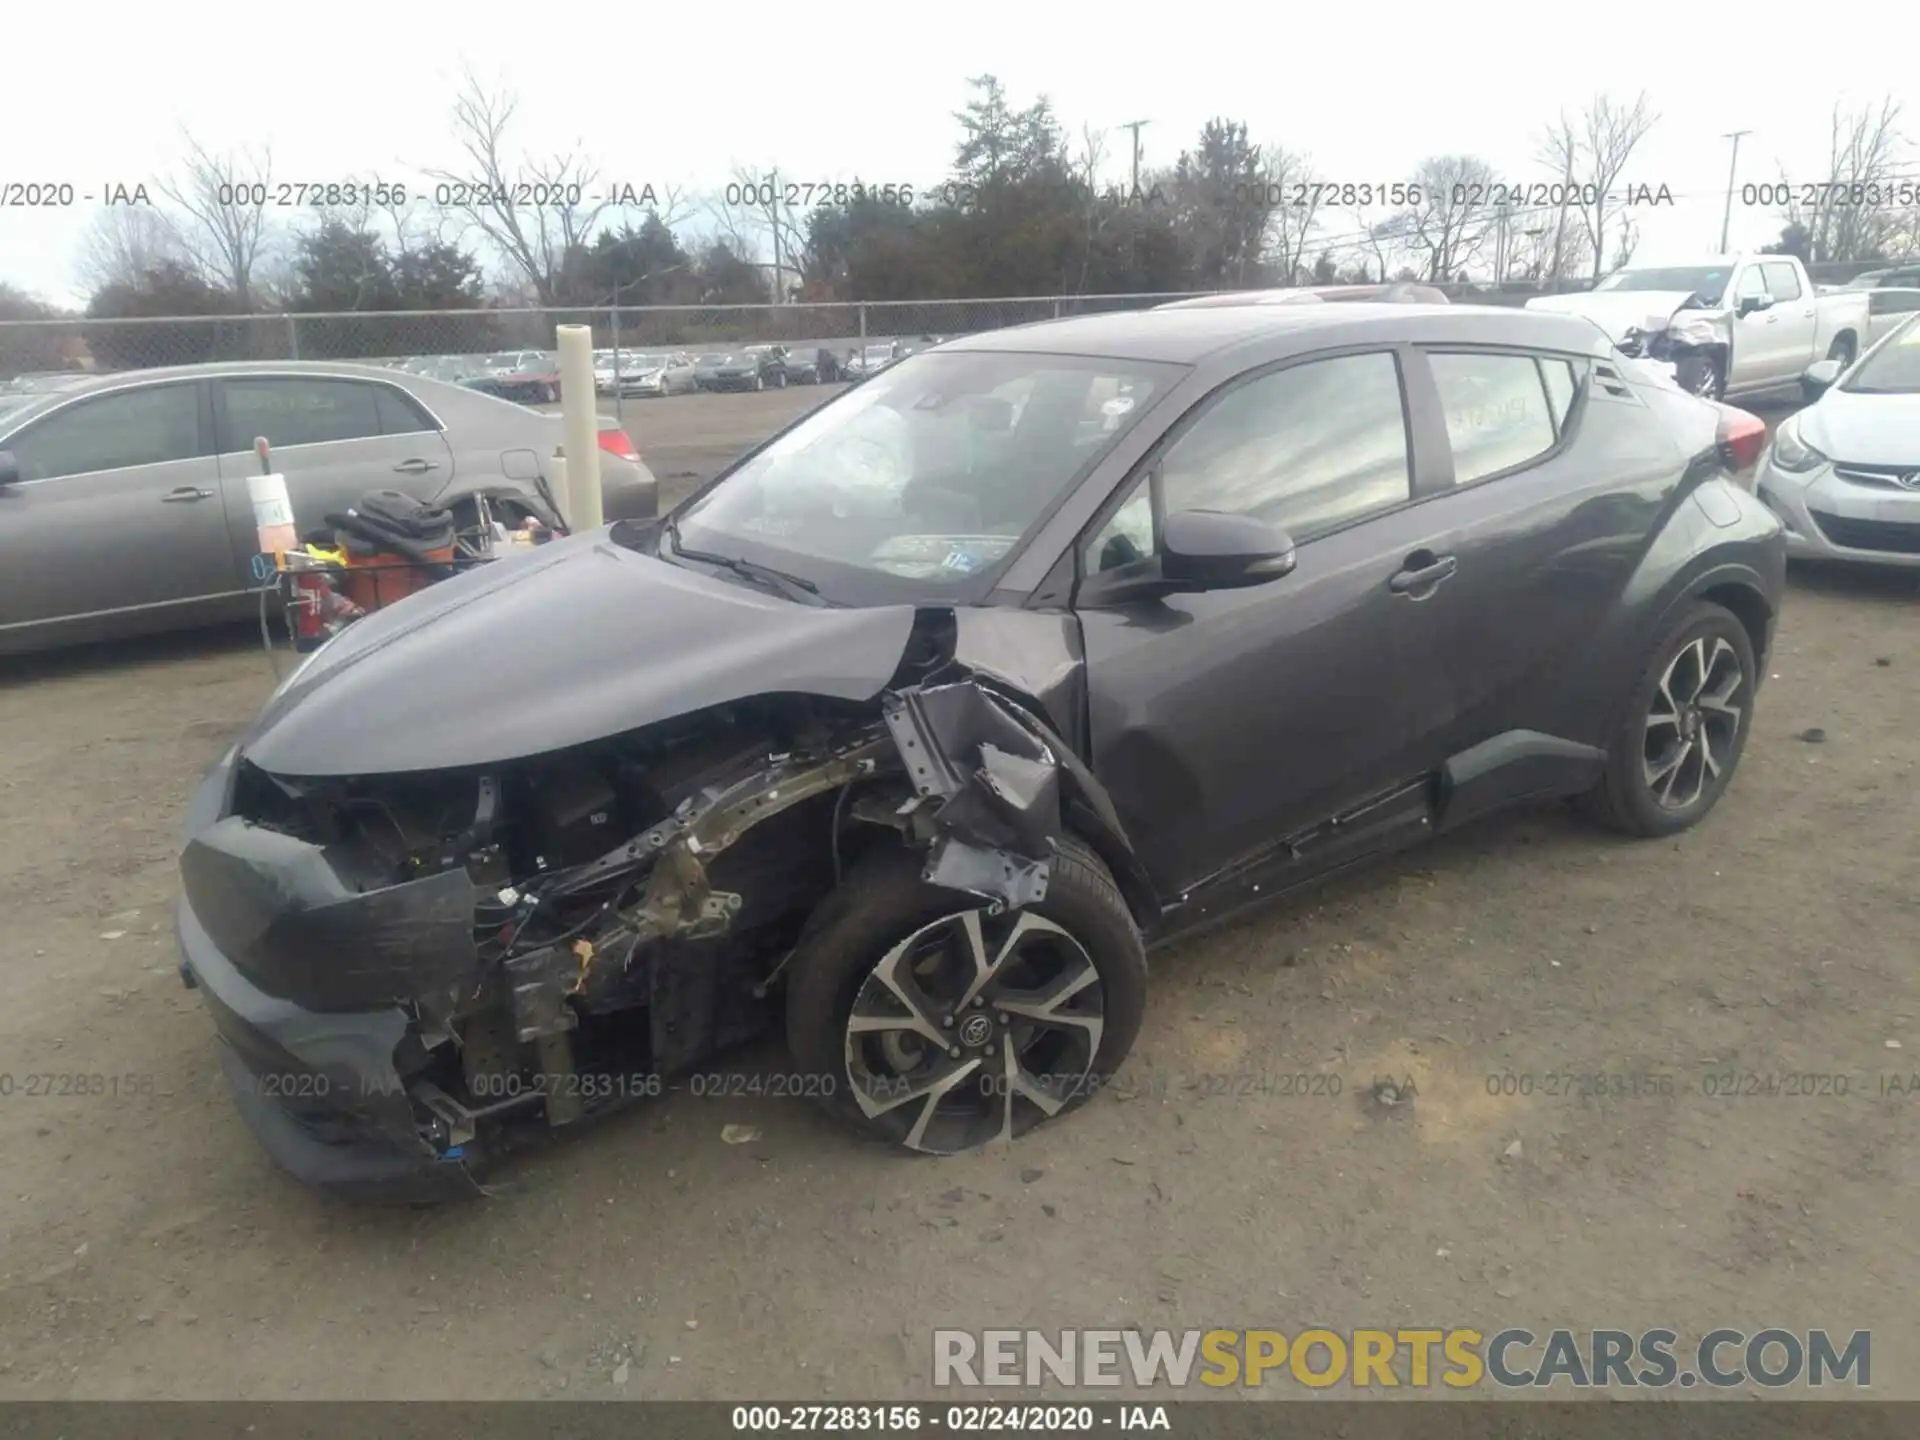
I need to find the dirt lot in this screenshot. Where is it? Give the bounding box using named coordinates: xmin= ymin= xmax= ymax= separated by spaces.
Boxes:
xmin=3 ymin=388 xmax=1919 ymax=1401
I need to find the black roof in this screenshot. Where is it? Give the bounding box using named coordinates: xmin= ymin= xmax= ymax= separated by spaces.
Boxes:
xmin=938 ymin=303 xmax=1611 ymax=366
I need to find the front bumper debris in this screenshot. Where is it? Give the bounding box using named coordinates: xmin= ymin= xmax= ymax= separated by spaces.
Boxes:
xmin=177 ymin=896 xmax=482 ymax=1202
xmin=177 ymin=663 xmax=1113 ymax=1199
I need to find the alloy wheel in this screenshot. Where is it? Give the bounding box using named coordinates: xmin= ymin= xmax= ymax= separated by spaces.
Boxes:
xmin=842 ymin=909 xmax=1105 ymax=1154
xmin=1643 ymin=634 xmax=1744 ymax=811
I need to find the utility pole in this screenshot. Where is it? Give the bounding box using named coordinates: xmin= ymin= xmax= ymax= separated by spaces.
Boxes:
xmin=1119 ymin=119 xmax=1150 ymax=197
xmin=769 ymin=167 xmax=785 ymax=305
xmin=1718 ymin=131 xmax=1751 ymax=253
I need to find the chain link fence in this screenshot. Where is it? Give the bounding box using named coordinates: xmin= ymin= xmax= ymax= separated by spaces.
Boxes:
xmin=0 ymin=265 xmax=1894 ymax=384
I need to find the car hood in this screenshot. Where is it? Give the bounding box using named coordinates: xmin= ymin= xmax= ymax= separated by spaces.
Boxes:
xmin=1526 ymin=290 xmax=1702 ymax=340
xmin=1800 ymin=388 xmax=1920 ymax=465
xmin=237 ymin=529 xmax=919 ymax=777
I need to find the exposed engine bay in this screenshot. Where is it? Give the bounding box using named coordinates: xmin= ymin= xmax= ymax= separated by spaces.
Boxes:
xmin=176 ymin=611 xmax=1133 ymax=1188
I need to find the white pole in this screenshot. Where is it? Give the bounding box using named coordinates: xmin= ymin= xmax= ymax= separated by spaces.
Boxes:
xmin=556 ymin=323 xmax=603 ymax=529
xmin=548 ymin=450 xmax=570 ymax=531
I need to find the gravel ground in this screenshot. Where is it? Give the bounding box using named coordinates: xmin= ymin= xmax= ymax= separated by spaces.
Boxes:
xmin=2 ymin=388 xmax=1917 ymax=1401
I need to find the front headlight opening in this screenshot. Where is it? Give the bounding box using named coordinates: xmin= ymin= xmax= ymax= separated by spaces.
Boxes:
xmin=1769 ymin=416 xmax=1828 ymax=474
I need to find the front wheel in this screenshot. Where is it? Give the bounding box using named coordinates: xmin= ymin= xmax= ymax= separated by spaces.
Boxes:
xmin=1577 ymin=600 xmax=1756 ymax=838
xmin=1677 ymin=352 xmax=1725 ymax=401
xmin=785 ymin=838 xmax=1147 ymax=1155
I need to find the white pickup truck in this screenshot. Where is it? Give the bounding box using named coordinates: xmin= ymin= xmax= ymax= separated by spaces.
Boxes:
xmin=1525 ymin=254 xmax=1879 ymax=401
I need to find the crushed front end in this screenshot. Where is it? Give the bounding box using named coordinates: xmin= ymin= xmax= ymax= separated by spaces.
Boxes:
xmin=176 ymin=633 xmax=1107 ymax=1201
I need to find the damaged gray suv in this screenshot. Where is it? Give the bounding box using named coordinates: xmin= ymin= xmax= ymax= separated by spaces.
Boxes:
xmin=176 ymin=303 xmax=1786 ymax=1200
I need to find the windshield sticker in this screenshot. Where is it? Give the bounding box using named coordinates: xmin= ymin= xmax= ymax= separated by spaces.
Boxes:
xmin=869 ymin=534 xmax=1015 ymax=578
xmin=1101 ymin=395 xmax=1135 ymax=417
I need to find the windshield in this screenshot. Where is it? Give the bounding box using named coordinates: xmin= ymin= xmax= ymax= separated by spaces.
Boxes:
xmin=668 ymin=349 xmax=1178 ymax=603
xmin=1593 ymin=266 xmax=1731 ymax=303
xmin=1842 ymin=316 xmax=1920 ymax=394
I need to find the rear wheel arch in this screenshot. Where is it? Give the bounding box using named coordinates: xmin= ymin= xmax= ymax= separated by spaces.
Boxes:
xmin=1697 ymin=579 xmax=1775 ymax=676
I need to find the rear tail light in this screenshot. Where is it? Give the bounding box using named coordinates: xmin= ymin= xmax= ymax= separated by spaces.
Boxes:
xmin=1715 ymin=405 xmax=1768 ymax=481
xmin=598 ymin=426 xmax=639 ymax=463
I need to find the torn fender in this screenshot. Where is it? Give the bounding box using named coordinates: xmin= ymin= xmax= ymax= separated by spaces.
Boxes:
xmin=882 ymin=681 xmax=1065 ymax=910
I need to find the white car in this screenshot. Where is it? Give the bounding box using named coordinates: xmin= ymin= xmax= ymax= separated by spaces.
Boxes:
xmin=1755 ymin=310 xmax=1920 ymax=567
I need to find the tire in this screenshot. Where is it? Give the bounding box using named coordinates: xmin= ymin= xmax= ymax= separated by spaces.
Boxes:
xmin=785 ymin=835 xmax=1147 ymax=1155
xmin=1827 ymin=334 xmax=1857 ymax=369
xmin=1677 ymin=352 xmax=1725 ymax=401
xmin=1576 ymin=600 xmax=1757 ymax=838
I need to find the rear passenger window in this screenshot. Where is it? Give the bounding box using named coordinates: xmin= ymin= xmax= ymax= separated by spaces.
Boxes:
xmin=374 ymin=385 xmax=435 ymax=435
xmin=1539 ymin=357 xmax=1581 ymax=432
xmin=223 ymin=378 xmax=382 ymax=450
xmin=1429 ymin=353 xmax=1558 ymax=484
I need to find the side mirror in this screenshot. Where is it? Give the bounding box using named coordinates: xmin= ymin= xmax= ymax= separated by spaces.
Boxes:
xmin=0 ymin=450 xmax=19 ymax=488
xmin=1737 ymin=293 xmax=1774 ymax=318
xmin=1800 ymin=358 xmax=1843 ymax=401
xmin=1161 ymin=509 xmax=1296 ymax=590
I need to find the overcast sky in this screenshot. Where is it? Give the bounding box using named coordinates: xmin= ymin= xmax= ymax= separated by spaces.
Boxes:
xmin=2 ymin=1 xmax=1911 ymax=306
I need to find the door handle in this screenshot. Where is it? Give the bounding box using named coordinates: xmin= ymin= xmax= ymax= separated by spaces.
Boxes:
xmin=392 ymin=458 xmax=439 ymax=474
xmin=161 ymin=486 xmax=215 ymax=502
xmin=1389 ymin=552 xmax=1457 ymax=595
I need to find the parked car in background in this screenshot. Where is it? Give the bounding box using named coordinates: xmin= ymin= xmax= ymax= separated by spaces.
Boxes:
xmin=780 ymin=349 xmax=823 ymax=384
xmin=617 ymin=353 xmax=699 ymax=397
xmin=1525 ymin=255 xmax=1872 ymax=401
xmin=0 ymin=361 xmax=657 ymax=655
xmin=172 ymin=302 xmax=1784 ymax=1197
xmin=464 ymin=360 xmax=562 ymax=405
xmin=843 ymin=341 xmax=904 ymax=382
xmin=697 ymin=349 xmax=784 ymax=392
xmin=1756 ymin=311 xmax=1920 ymax=567
xmin=1834 ymin=264 xmax=1920 ymax=292
xmin=1 ymin=371 xmax=92 ymax=395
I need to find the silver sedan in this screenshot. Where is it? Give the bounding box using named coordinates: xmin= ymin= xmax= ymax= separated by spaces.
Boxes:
xmin=0 ymin=360 xmax=658 ymax=654
xmin=1756 ymin=307 xmax=1920 ymax=568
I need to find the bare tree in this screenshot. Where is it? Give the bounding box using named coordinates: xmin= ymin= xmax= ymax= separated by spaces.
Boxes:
xmin=1261 ymin=148 xmax=1321 ymax=285
xmin=1507 ymin=218 xmax=1592 ymax=285
xmin=1340 ymin=203 xmax=1400 ymax=283
xmin=424 ymin=69 xmax=613 ymax=304
xmin=703 ymin=165 xmax=813 ymax=300
xmin=1069 ymin=124 xmax=1117 ymax=295
xmin=1570 ymin=93 xmax=1657 ymax=279
xmin=1535 ymin=113 xmax=1583 ymax=283
xmin=1395 ymin=156 xmax=1497 ymax=280
xmin=157 ymin=133 xmax=274 ymax=305
xmin=1778 ymin=99 xmax=1909 ymax=262
xmin=73 ymin=206 xmax=189 ymax=295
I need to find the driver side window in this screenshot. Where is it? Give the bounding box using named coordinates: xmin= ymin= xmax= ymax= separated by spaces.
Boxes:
xmin=1082 ymin=351 xmax=1412 ymax=575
